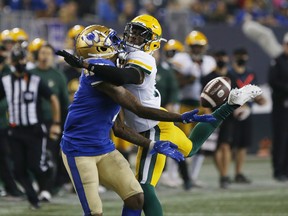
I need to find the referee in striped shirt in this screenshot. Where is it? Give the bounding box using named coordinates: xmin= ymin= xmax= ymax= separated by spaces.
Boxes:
xmin=0 ymin=45 xmax=61 ymax=209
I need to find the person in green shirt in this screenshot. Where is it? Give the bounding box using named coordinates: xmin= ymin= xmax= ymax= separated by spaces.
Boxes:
xmin=0 ymin=45 xmax=24 ymax=197
xmin=154 ymin=48 xmax=193 ymax=190
xmin=29 ymin=43 xmax=69 ymax=200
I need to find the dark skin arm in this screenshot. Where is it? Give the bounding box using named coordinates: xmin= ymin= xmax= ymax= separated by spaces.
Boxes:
xmin=83 ymin=61 xmax=145 ymax=85
xmin=112 ymin=110 xmax=150 ymax=148
xmin=95 ymin=82 xmax=183 ymax=122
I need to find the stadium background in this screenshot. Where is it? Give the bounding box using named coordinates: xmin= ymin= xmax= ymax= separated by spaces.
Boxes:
xmin=1 ymin=1 xmax=288 ymax=215
xmin=2 ymin=0 xmax=286 ymax=153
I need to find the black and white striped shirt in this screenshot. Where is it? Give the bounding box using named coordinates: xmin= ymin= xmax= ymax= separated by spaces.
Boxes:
xmin=0 ymin=72 xmax=52 ymax=127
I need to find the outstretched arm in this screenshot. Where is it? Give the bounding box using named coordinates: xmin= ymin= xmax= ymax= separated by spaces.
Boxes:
xmin=56 ymin=50 xmax=144 ymax=85
xmin=97 ymin=82 xmax=215 ymax=123
xmin=113 ymin=110 xmax=184 ymax=162
xmin=56 ymin=50 xmax=215 ymax=123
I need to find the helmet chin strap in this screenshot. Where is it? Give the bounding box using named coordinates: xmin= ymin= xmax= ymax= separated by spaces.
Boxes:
xmin=124 ymin=42 xmax=144 ymax=52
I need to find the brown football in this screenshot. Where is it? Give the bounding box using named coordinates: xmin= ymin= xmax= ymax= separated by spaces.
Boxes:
xmin=200 ymin=76 xmax=231 ymax=108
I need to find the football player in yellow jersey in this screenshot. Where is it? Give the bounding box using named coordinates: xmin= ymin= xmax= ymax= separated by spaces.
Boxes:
xmin=57 ymin=15 xmax=263 ymax=216
xmin=171 ymin=30 xmax=216 ymax=186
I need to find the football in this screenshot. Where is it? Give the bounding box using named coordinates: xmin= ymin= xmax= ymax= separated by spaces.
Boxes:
xmin=200 ymin=76 xmax=231 ymax=108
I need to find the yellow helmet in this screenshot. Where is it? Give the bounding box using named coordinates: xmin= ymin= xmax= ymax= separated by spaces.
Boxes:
xmin=185 ymin=31 xmax=208 ymax=46
xmin=67 ymin=25 xmax=85 ymax=39
xmin=164 ymin=39 xmax=184 ymax=52
xmin=28 ymin=38 xmax=47 ymax=52
xmin=0 ymin=29 xmax=14 ymax=42
xmin=11 ymin=28 xmax=29 ymax=42
xmin=76 ymin=24 xmax=120 ymax=59
xmin=123 ymin=14 xmax=165 ymax=53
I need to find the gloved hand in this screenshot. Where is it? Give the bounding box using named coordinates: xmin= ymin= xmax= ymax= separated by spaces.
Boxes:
xmin=55 ymin=50 xmax=84 ymax=68
xmin=181 ymin=109 xmax=216 ymax=123
xmin=150 ymin=141 xmax=185 ymax=162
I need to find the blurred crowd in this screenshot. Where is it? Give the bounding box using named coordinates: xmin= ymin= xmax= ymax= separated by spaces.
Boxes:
xmin=0 ymin=0 xmax=288 ymax=210
xmin=0 ymin=0 xmax=288 ymax=27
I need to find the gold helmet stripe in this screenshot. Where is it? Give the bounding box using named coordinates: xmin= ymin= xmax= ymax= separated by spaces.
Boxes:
xmin=126 ymin=59 xmax=152 ymax=73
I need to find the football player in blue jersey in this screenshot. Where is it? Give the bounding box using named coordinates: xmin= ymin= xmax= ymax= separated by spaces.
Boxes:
xmin=56 ymin=25 xmax=218 ymax=216
xmin=58 ymin=20 xmax=263 ymax=216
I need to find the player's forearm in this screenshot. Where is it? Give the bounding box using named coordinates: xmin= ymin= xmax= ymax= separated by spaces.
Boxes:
xmin=112 ymin=85 xmax=183 ymax=122
xmin=113 ymin=116 xmax=151 ymax=148
xmin=113 ymin=126 xmax=151 ymax=148
xmin=84 ymin=62 xmax=142 ymax=85
xmin=136 ymin=106 xmax=182 ymax=122
xmin=98 ymin=82 xmax=183 ymax=122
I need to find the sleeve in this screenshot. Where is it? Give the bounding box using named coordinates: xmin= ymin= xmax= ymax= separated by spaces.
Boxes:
xmin=170 ymin=53 xmax=191 ymax=75
xmin=38 ymin=79 xmax=53 ymax=100
xmin=87 ymin=60 xmax=141 ymax=86
xmin=125 ymin=51 xmax=155 ymax=75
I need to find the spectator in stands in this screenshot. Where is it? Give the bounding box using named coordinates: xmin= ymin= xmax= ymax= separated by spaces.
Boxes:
xmin=188 ymin=0 xmax=206 ymax=27
xmin=119 ymin=0 xmax=137 ymax=25
xmin=205 ymin=1 xmax=229 ymax=24
xmin=273 ymin=2 xmax=288 ymax=26
xmin=97 ymin=0 xmax=123 ymax=22
xmin=58 ymin=1 xmax=79 ymax=23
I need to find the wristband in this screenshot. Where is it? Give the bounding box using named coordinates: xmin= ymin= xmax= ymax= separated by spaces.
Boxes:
xmin=53 ymin=122 xmax=61 ymax=125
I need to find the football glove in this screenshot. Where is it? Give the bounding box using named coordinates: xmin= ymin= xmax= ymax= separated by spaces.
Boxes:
xmin=55 ymin=50 xmax=84 ymax=68
xmin=181 ymin=109 xmax=216 ymax=123
xmin=150 ymin=141 xmax=185 ymax=162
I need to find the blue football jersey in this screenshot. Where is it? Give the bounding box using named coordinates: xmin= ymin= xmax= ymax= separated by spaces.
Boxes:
xmin=61 ymin=58 xmax=120 ymax=156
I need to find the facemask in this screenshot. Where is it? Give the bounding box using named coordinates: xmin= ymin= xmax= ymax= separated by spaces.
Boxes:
xmin=0 ymin=55 xmax=5 ymax=64
xmin=236 ymin=59 xmax=247 ymax=66
xmin=15 ymin=63 xmax=26 ymax=73
xmin=216 ymin=60 xmax=227 ymax=69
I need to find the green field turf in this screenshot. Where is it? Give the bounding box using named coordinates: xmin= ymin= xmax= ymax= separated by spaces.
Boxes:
xmin=1 ymin=156 xmax=288 ymax=216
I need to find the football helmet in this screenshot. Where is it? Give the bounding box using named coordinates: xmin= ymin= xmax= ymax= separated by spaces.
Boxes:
xmin=0 ymin=29 xmax=14 ymax=42
xmin=67 ymin=25 xmax=85 ymax=39
xmin=185 ymin=31 xmax=208 ymax=60
xmin=185 ymin=31 xmax=208 ymax=46
xmin=163 ymin=39 xmax=184 ymax=58
xmin=11 ymin=28 xmax=29 ymax=43
xmin=123 ymin=14 xmax=166 ymax=53
xmin=75 ymin=24 xmax=121 ymax=59
xmin=28 ymin=38 xmax=47 ymax=53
